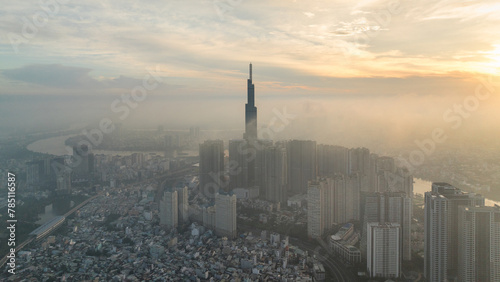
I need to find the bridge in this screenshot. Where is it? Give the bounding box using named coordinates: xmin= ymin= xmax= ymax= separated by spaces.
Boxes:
xmin=0 ymin=194 xmax=100 ymax=268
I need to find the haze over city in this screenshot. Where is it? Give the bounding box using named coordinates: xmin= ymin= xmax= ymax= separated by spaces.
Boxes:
xmin=1 ymin=0 xmax=499 ymax=149
xmin=1 ymin=0 xmax=499 ymax=281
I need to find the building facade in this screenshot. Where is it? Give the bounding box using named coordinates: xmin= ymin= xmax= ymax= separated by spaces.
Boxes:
xmin=367 ymin=222 xmax=401 ymax=279
xmin=287 ymin=140 xmax=317 ymax=196
xmin=307 ymin=180 xmax=326 ymax=239
xmin=199 ymin=140 xmax=224 ymax=197
xmin=215 ymin=193 xmax=237 ymax=238
xmin=175 ymin=186 xmax=189 ymax=223
xmin=160 ymin=190 xmax=178 ymax=229
xmin=263 ymin=145 xmax=288 ymax=204
xmin=427 ymin=182 xmax=485 ymax=280
xmin=458 ymin=205 xmax=500 ymax=282
xmin=424 ymin=191 xmax=448 ymax=281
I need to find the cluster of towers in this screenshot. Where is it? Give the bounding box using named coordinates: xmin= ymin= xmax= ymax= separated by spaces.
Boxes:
xmin=161 ymin=64 xmax=500 ymax=281
xmin=424 ymin=182 xmax=500 ymax=282
xmin=196 ymin=65 xmax=413 ymax=250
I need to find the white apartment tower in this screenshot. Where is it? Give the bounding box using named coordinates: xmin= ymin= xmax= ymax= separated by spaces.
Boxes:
xmin=424 ymin=191 xmax=448 ymax=282
xmin=367 ymin=222 xmax=401 ymax=278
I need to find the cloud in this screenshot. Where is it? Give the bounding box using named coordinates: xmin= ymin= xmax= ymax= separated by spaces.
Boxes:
xmin=0 ymin=64 xmax=177 ymax=93
xmin=0 ymin=0 xmax=498 ymax=94
xmin=2 ymin=64 xmax=96 ymax=88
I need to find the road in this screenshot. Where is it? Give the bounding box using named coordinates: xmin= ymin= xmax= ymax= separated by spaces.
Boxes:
xmin=238 ymin=222 xmax=358 ymax=281
xmin=289 ymin=237 xmax=359 ymax=282
xmin=1 ymin=194 xmax=100 ymax=269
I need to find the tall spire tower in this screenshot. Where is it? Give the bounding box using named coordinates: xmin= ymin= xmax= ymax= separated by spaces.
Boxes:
xmin=245 ymin=63 xmax=257 ymax=140
xmin=243 ymin=63 xmax=258 ymax=188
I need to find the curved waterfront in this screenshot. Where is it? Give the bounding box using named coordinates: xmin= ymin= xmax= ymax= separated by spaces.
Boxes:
xmin=413 ymin=178 xmax=499 ymax=206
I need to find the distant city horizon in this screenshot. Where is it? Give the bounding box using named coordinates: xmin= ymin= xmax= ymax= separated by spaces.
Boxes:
xmin=1 ymin=1 xmax=499 ymax=280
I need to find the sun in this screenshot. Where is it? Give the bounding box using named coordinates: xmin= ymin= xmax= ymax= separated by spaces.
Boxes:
xmin=477 ymin=44 xmax=500 ymax=75
xmin=486 ymin=45 xmax=500 ymax=65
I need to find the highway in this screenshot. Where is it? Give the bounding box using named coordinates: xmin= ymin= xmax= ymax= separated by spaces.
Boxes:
xmin=1 ymin=194 xmax=101 ymax=269
xmin=288 ymin=237 xmax=359 ymax=282
xmin=63 ymin=194 xmax=100 ymax=217
xmin=238 ymin=223 xmax=358 ymax=281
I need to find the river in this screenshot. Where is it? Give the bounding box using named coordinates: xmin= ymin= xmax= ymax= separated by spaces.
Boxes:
xmin=413 ymin=178 xmax=499 ymax=207
xmin=28 ymin=135 xmax=498 ymax=207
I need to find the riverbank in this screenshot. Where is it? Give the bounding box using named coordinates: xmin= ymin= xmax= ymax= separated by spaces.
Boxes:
xmin=413 ymin=178 xmax=499 ymax=206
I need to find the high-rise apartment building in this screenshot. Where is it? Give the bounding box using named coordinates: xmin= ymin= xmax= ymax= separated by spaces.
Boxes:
xmin=199 ymin=140 xmax=224 ymax=197
xmin=254 ymin=139 xmax=273 ymax=196
xmin=263 ymin=145 xmax=287 ymax=204
xmin=427 ymin=182 xmax=484 ymax=279
xmin=72 ymin=144 xmax=94 ymax=180
xmin=424 ymin=191 xmax=448 ymax=282
xmin=160 ymin=190 xmax=178 ymax=229
xmin=287 ymin=140 xmax=317 ymax=196
xmin=362 ymin=191 xmax=412 ymax=261
xmin=307 ymin=180 xmax=327 ymax=239
xmin=367 ymin=222 xmax=401 ymax=278
xmin=229 ymin=139 xmax=249 ymax=190
xmin=458 ymin=205 xmax=500 ymax=282
xmin=348 ymin=147 xmax=370 ymax=175
xmin=317 ymin=144 xmax=349 ymax=177
xmin=215 ymin=193 xmax=237 ymax=238
xmin=175 ymin=186 xmax=189 ymax=223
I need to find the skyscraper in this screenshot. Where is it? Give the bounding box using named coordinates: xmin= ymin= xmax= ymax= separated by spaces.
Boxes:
xmin=332 ymin=175 xmax=347 ymax=224
xmin=56 ymin=171 xmax=71 ymax=194
xmin=26 ymin=160 xmax=44 ymax=191
xmin=367 ymin=222 xmax=401 ymax=278
xmin=72 ymin=144 xmax=93 ymax=180
xmin=348 ymin=147 xmax=370 ymax=175
xmin=307 ymin=179 xmax=337 ymax=238
xmin=287 ymin=140 xmax=317 ymax=196
xmin=424 ymin=191 xmax=448 ymax=281
xmin=254 ymin=139 xmax=273 ymax=196
xmin=244 ymin=63 xmax=257 ymax=141
xmin=361 ymin=191 xmax=411 ymax=261
xmin=317 ymin=144 xmax=349 ymax=177
xmin=199 ymin=140 xmax=225 ymax=197
xmin=160 ymin=190 xmax=178 ymax=229
xmin=202 ymin=205 xmax=216 ymax=230
xmin=386 ymin=193 xmax=412 ymax=261
xmin=331 ymin=173 xmax=362 ymax=223
xmin=430 ymin=182 xmax=485 ymax=279
xmin=458 ymin=205 xmax=500 ymax=282
xmin=367 ymin=154 xmax=413 ymax=195
xmin=175 ymin=186 xmax=189 ymax=223
xmin=228 ymin=139 xmax=249 ymax=190
xmin=347 ymin=173 xmax=362 ymax=222
xmin=307 ymin=180 xmax=326 ymax=239
xmin=215 ymin=193 xmax=237 ymax=238
xmin=263 ymin=145 xmax=287 ymax=204
xmin=240 ymin=63 xmax=258 ymax=189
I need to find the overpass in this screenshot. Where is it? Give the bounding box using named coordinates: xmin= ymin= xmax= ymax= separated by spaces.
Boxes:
xmin=0 ymin=194 xmax=100 ymax=268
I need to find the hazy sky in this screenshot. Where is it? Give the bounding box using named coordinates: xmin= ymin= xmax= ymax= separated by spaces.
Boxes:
xmin=0 ymin=0 xmax=499 ymax=148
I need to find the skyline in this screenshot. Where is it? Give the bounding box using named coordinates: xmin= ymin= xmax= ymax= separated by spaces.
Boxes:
xmin=2 ymin=2 xmax=500 ymax=280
